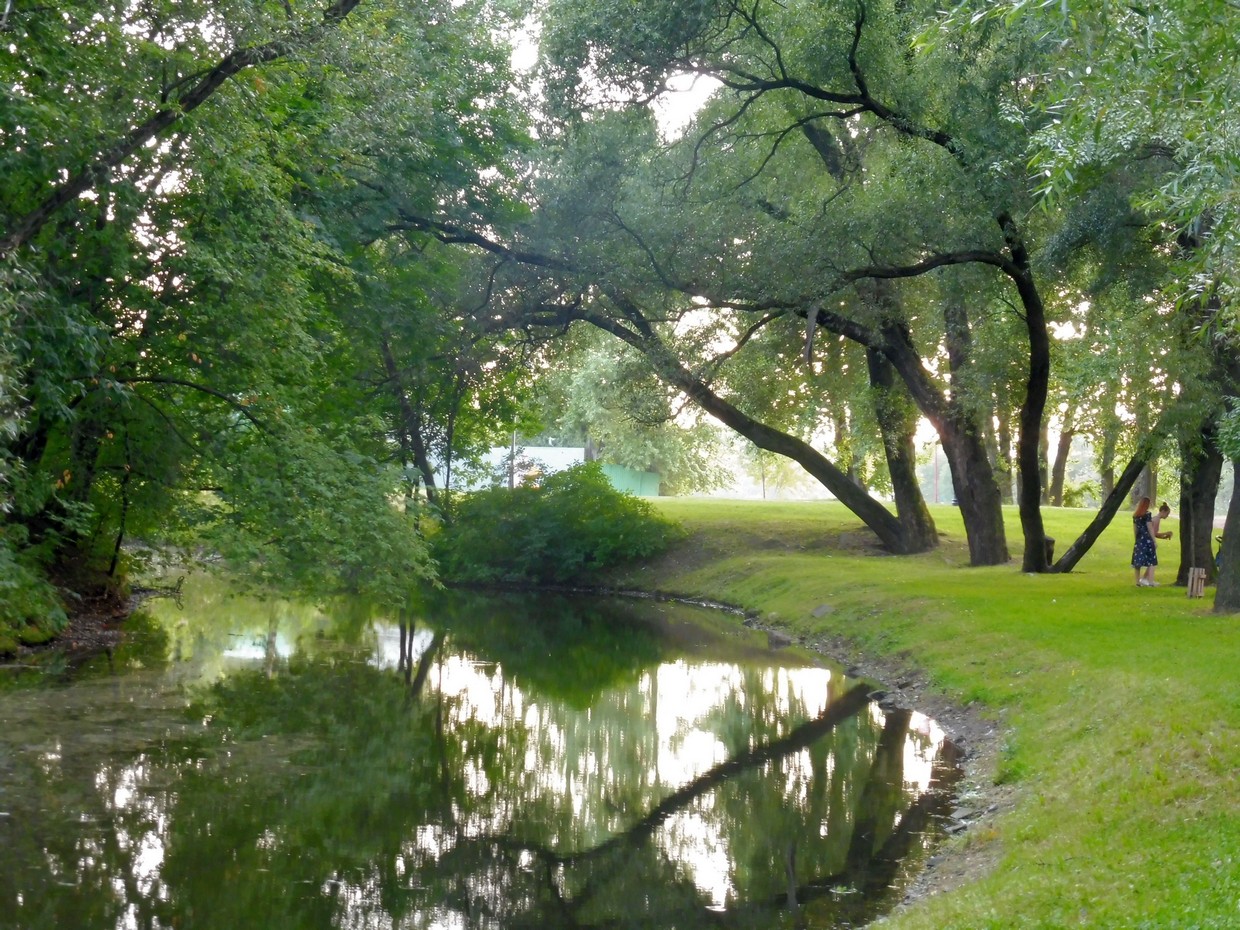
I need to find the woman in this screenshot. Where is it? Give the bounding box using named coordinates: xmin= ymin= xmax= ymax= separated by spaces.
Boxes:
xmin=1147 ymin=501 xmax=1173 ymax=585
xmin=1132 ymin=497 xmax=1168 ymax=587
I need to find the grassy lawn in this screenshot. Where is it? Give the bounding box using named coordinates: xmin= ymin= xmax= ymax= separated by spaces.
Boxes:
xmin=619 ymin=498 xmax=1238 ymax=929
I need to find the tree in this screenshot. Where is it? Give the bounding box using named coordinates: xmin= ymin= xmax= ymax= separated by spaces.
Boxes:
xmin=0 ymin=0 xmax=369 ymax=258
xmin=538 ymin=0 xmax=1065 ymax=565
xmin=0 ymin=0 xmax=532 ymax=638
xmin=533 ymin=329 xmax=731 ymax=495
xmin=338 ymin=241 xmax=536 ymax=513
xmin=956 ymin=0 xmax=1240 ymax=589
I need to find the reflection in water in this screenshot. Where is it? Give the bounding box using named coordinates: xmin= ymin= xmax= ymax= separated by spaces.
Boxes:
xmin=0 ymin=582 xmax=960 ymax=929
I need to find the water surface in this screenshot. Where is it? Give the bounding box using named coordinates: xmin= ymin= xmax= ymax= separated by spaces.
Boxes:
xmin=0 ymin=579 xmax=960 ymax=929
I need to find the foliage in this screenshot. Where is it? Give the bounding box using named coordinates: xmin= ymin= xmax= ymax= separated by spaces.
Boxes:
xmin=166 ymin=420 xmax=435 ymax=605
xmin=951 ymin=0 xmax=1240 ymax=311
xmin=532 ymin=328 xmax=731 ymax=494
xmin=434 ymin=462 xmax=683 ymax=584
xmin=0 ymin=0 xmax=532 ymax=623
xmin=530 ymin=0 xmax=1075 ymax=563
xmin=0 ymin=529 xmax=67 ymax=651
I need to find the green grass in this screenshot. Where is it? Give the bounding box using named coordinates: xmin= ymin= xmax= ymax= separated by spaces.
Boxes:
xmin=617 ymin=499 xmax=1239 ymax=930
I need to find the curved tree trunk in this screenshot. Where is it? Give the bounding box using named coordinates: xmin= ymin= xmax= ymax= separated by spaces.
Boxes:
xmin=1005 ymin=232 xmax=1052 ymax=573
xmin=1051 ymin=422 xmax=1171 ymax=573
xmin=678 ymin=375 xmax=912 ymax=553
xmin=584 ymin=308 xmax=926 ymax=554
xmin=871 ymin=317 xmax=1008 ymax=566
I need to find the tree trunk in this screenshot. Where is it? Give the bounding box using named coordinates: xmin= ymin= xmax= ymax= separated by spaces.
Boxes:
xmin=941 ymin=419 xmax=1009 ymax=565
xmin=380 ymin=335 xmax=439 ymax=507
xmin=1098 ymin=427 xmax=1118 ymax=499
xmin=866 ymin=349 xmax=937 ymax=552
xmin=1048 ymin=409 xmax=1075 ymax=506
xmin=1000 ymin=223 xmax=1052 ymax=573
xmin=1038 ymin=418 xmax=1051 ymax=505
xmin=1051 ymin=453 xmax=1145 ymax=572
xmin=995 ymin=408 xmax=1015 ymax=505
xmin=1048 ymin=430 xmax=1072 ymax=506
xmin=680 ymin=376 xmax=912 ymax=552
xmin=1052 ymin=417 xmax=1173 ymax=572
xmin=585 ymin=308 xmax=928 ymax=554
xmin=863 ymin=292 xmax=1008 ymax=565
xmin=1213 ymin=459 xmax=1240 ymax=613
xmin=1177 ymin=431 xmax=1223 ymax=586
xmin=832 ymin=407 xmax=862 ymax=486
xmin=1132 ymin=464 xmax=1155 ymax=505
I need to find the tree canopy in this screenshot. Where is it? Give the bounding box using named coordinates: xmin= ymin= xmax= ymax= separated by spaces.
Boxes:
xmin=4 ymin=0 xmax=1240 ymax=640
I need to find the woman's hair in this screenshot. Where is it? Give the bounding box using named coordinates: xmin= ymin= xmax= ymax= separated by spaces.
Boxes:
xmin=1134 ymin=497 xmax=1151 ymax=518
xmin=1158 ymin=501 xmax=1170 ymax=513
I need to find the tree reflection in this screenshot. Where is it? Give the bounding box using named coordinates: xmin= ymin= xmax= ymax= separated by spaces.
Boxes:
xmin=0 ymin=593 xmax=959 ymax=930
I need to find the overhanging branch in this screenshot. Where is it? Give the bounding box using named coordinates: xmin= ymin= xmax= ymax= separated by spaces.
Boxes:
xmin=0 ymin=0 xmax=366 ymax=258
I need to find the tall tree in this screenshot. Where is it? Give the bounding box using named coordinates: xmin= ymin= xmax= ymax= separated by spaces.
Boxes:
xmin=537 ymin=0 xmax=1067 ymax=568
xmin=0 ymin=0 xmax=532 ymax=634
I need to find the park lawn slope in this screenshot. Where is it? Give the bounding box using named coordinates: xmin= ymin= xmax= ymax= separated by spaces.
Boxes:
xmin=616 ymin=499 xmax=1238 ymax=930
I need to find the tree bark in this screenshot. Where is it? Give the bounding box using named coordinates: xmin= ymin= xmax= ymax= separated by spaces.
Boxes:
xmin=941 ymin=418 xmax=1009 ymax=565
xmin=1213 ymin=459 xmax=1240 ymax=612
xmin=1177 ymin=431 xmax=1223 ymax=586
xmin=1132 ymin=464 xmax=1156 ymax=505
xmin=866 ymin=349 xmax=937 ymax=552
xmin=1004 ymin=231 xmax=1052 ymax=573
xmin=853 ymin=288 xmax=1008 ymax=565
xmin=871 ymin=317 xmax=1008 ymax=565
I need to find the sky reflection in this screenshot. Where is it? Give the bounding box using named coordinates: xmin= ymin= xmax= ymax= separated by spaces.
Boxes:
xmin=0 ymin=586 xmax=959 ymax=930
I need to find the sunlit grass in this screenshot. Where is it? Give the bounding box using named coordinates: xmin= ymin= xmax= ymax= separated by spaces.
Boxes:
xmin=618 ymin=499 xmax=1239 ymax=929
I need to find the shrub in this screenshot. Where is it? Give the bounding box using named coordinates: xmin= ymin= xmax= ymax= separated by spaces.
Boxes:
xmin=435 ymin=462 xmax=682 ymax=585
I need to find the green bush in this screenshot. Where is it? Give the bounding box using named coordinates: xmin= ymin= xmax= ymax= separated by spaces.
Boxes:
xmin=435 ymin=462 xmax=682 ymax=585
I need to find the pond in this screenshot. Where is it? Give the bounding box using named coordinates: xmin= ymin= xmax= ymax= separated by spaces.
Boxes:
xmin=0 ymin=579 xmax=961 ymax=930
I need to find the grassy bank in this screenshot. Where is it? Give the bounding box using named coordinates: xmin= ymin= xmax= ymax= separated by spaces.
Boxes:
xmin=616 ymin=499 xmax=1237 ymax=929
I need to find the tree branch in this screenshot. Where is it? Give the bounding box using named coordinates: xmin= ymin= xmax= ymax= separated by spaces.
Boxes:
xmin=0 ymin=0 xmax=366 ymax=258
xmin=389 ymin=210 xmax=573 ymax=271
xmin=109 ymin=376 xmax=269 ymax=432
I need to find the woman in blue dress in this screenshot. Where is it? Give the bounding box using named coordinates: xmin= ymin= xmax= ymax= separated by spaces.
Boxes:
xmin=1132 ymin=497 xmax=1158 ymax=586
